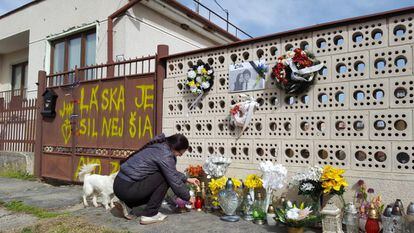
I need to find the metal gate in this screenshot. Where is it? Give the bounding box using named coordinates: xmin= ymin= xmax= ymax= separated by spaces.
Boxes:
xmin=34 ymin=45 xmax=168 ymax=181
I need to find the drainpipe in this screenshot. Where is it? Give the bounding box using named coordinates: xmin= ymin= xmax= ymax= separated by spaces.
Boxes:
xmin=107 ymin=0 xmax=142 ymax=66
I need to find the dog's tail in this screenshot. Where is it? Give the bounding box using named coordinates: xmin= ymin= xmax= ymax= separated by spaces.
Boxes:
xmin=78 ymin=163 xmax=99 ymax=182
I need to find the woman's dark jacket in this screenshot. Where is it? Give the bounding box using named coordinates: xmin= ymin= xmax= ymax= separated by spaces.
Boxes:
xmin=117 ymin=134 xmax=190 ymax=201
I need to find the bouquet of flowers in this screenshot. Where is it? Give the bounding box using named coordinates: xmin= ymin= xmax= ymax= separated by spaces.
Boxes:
xmin=290 ymin=166 xmax=323 ymax=202
xmin=275 ymin=201 xmax=322 ymax=228
xmin=185 ymin=164 xmax=204 ymax=178
xmin=354 ymin=180 xmax=384 ymax=218
xmin=186 ymin=62 xmax=214 ymax=95
xmin=208 ymin=176 xmax=242 ymax=207
xmin=271 ymin=48 xmax=323 ymax=94
xmin=244 ymin=174 xmax=263 ymax=189
xmin=320 ymin=166 xmax=348 ymax=205
xmin=259 ymin=161 xmax=288 ymax=212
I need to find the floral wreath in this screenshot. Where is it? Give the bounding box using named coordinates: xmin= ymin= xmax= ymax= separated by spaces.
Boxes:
xmin=186 ymin=62 xmax=214 ymax=95
xmin=271 ymin=48 xmax=323 ymax=94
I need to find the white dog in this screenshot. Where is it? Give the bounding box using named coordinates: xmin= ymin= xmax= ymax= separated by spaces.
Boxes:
xmin=78 ymin=163 xmax=118 ymax=210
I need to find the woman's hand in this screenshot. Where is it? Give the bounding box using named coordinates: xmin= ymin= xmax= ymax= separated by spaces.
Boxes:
xmin=186 ymin=178 xmax=200 ymax=186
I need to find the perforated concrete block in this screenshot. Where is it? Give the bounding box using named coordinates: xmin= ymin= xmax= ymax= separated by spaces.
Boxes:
xmin=388 ymin=13 xmax=414 ymax=46
xmin=332 ymin=51 xmax=370 ymax=82
xmin=164 ymin=78 xmax=175 ymax=88
xmin=228 ymin=139 xmax=253 ymax=164
xmin=205 ymin=94 xmax=228 ymax=115
xmin=281 ymin=33 xmax=313 ymax=52
xmin=331 ymin=111 xmax=369 ymax=139
xmin=280 ymin=91 xmax=313 ymax=112
xmin=389 ymin=76 xmax=414 ymax=108
xmin=266 ymin=113 xmax=296 ymax=139
xmin=185 ymin=53 xmax=205 ymax=71
xmin=369 ymin=109 xmax=413 ymax=140
xmin=166 ymin=57 xmax=185 ymax=78
xmin=348 ymin=19 xmax=388 ymax=51
xmin=192 ymin=117 xmax=215 ymax=138
xmin=315 ymin=56 xmax=332 ymax=83
xmin=162 ymin=118 xmax=175 ymax=129
xmin=164 ymin=98 xmax=185 ymax=118
xmin=296 ymin=112 xmax=330 ymax=139
xmin=215 ymin=70 xmax=229 ymax=93
xmin=205 ymin=139 xmax=227 ymax=158
xmin=206 ymin=49 xmax=228 ymax=71
xmin=253 ymin=139 xmax=281 ymax=163
xmin=253 ymin=89 xmax=281 ymax=113
xmin=281 ymin=140 xmax=313 ymax=167
xmin=351 ymin=141 xmax=392 ymax=172
xmin=349 ymin=78 xmax=389 ymax=110
xmin=252 ymin=38 xmax=282 ymax=64
xmin=370 ymin=45 xmax=413 ymax=78
xmin=314 ymin=140 xmax=350 ymax=168
xmin=173 ymin=118 xmax=192 ymax=137
xmin=392 ymin=142 xmax=414 ymax=173
xmin=215 ymin=116 xmax=239 ymax=138
xmin=185 ymin=139 xmax=205 ymax=161
xmin=227 ymin=45 xmax=253 ymax=64
xmin=313 ymin=82 xmax=349 ymax=111
xmin=313 ymin=26 xmax=348 ymax=56
xmin=239 ymin=114 xmax=267 ymax=139
xmin=174 ymin=76 xmax=192 ymax=96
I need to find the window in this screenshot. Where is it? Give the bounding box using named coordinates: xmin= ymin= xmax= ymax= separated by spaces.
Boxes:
xmin=51 ymin=29 xmax=96 ymax=84
xmin=12 ymin=62 xmax=28 ymax=96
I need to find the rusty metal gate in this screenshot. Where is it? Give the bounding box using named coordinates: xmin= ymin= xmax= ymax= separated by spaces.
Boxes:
xmin=34 ymin=45 xmax=168 ymax=181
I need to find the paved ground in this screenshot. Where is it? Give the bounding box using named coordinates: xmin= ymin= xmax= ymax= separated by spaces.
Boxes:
xmin=0 ymin=178 xmax=321 ymax=233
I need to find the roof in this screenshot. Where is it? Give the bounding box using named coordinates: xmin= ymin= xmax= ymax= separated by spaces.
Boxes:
xmin=162 ymin=5 xmax=414 ymax=60
xmin=0 ymin=0 xmax=242 ymax=41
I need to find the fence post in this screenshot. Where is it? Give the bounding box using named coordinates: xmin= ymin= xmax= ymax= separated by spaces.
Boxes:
xmin=155 ymin=45 xmax=169 ymax=135
xmin=34 ymin=71 xmax=46 ymax=177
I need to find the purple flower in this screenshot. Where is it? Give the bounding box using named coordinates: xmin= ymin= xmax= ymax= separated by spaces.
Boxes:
xmin=357 ymin=180 xmax=364 ymax=186
xmin=367 ymin=188 xmax=374 ymax=194
xmin=356 ymin=192 xmax=363 ymax=199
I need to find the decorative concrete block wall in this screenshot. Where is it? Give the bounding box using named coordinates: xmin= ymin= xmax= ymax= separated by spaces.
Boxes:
xmin=164 ymin=11 xmax=414 ymax=204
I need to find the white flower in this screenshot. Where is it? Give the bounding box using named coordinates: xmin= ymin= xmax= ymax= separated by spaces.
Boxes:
xmin=197 ymin=65 xmax=204 ymax=74
xmin=286 ymin=208 xmax=300 ymax=220
xmin=187 ymin=70 xmax=196 ymax=79
xmin=196 ymin=76 xmax=202 ymax=84
xmin=207 ymin=69 xmax=213 ymax=75
xmin=190 ymin=86 xmax=198 ymax=93
xmin=286 ymin=51 xmax=295 ymax=58
xmin=291 ymin=166 xmax=323 ymax=185
xmin=286 ymin=201 xmax=293 ymax=208
xmin=259 ymin=162 xmax=287 ymax=190
xmin=201 ymin=81 xmax=210 ymax=89
xmin=300 ymin=182 xmax=315 ymax=192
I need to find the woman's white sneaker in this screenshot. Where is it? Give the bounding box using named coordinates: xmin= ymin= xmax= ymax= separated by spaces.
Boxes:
xmin=140 ymin=212 xmax=168 ymax=225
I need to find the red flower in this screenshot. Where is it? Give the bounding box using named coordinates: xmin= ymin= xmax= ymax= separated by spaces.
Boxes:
xmin=230 ymin=105 xmax=240 ymax=115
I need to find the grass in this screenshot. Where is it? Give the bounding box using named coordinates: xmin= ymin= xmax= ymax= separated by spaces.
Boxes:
xmin=0 ymin=169 xmax=36 ymax=181
xmin=16 ymin=216 xmax=126 ymax=233
xmin=1 ymin=200 xmax=63 ymax=219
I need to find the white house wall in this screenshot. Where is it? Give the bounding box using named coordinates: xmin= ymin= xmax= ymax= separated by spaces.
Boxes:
xmin=0 ymin=0 xmax=225 ymax=99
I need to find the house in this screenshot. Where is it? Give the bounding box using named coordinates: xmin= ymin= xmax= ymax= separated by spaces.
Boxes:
xmin=0 ymin=0 xmax=248 ymax=102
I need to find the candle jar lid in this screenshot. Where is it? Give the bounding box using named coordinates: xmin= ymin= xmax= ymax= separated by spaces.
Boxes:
xmin=368 ymin=204 xmax=379 ymax=219
xmin=267 ymin=204 xmax=275 ymax=214
xmin=383 ymin=205 xmax=393 ymax=217
xmin=391 ymin=205 xmax=403 ymax=216
xmin=407 ymin=202 xmax=414 ymax=215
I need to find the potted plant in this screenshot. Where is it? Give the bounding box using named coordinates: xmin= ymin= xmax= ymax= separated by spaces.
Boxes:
xmin=275 ymin=201 xmax=322 ymax=233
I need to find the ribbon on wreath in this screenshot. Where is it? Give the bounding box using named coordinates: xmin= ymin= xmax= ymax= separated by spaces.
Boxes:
xmin=186 ymin=92 xmax=204 ymax=117
xmin=229 ymin=94 xmax=259 ymax=135
xmin=286 ymin=59 xmax=324 ymax=82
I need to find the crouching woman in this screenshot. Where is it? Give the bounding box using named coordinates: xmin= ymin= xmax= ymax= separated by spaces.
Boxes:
xmin=113 ymin=133 xmax=199 ymax=225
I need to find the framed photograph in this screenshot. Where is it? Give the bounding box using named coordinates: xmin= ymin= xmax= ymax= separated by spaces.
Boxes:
xmin=229 ymin=61 xmax=266 ymax=92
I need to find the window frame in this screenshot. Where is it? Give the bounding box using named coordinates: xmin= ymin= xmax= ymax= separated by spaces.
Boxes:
xmin=50 ymin=28 xmax=96 ymax=74
xmin=11 ymin=61 xmax=28 ymax=93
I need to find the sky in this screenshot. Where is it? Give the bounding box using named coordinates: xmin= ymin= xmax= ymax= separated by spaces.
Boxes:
xmin=1 ymin=0 xmax=413 ymax=39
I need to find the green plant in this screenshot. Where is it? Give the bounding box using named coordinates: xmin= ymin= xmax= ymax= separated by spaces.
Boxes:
xmin=3 ymin=200 xmax=63 ymax=218
xmin=0 ymin=169 xmax=36 ymax=180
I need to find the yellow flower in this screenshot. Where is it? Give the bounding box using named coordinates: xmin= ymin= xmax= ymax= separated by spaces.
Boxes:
xmin=201 ymin=68 xmax=207 ymax=74
xmin=244 ymin=174 xmax=263 ymax=189
xmin=187 ymin=80 xmax=196 ymax=87
xmin=321 ymin=165 xmax=348 ymax=194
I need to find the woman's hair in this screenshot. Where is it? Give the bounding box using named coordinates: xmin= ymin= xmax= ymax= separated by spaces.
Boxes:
xmin=123 ymin=134 xmax=189 ymax=161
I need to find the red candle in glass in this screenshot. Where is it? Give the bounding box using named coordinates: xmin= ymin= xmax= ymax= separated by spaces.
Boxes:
xmin=195 ymin=196 xmax=203 ymax=210
xmin=365 ymin=218 xmax=380 ymax=233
